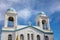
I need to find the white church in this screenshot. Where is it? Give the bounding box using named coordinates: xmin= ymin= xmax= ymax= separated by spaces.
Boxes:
xmin=1 ymin=8 xmax=54 ymax=40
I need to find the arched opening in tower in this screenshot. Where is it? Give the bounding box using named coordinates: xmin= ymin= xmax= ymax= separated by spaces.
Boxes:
xmin=8 ymin=17 xmax=14 ymax=27
xmin=42 ymin=20 xmax=48 ymax=30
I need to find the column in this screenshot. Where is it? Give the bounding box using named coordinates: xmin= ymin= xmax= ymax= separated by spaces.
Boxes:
xmin=47 ymin=19 xmax=50 ymax=30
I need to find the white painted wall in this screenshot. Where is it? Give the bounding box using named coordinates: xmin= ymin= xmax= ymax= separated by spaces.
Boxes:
xmin=1 ymin=26 xmax=53 ymax=40
xmin=1 ymin=32 xmax=15 ymax=40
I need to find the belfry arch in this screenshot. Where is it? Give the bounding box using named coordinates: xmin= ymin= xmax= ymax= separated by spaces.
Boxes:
xmin=42 ymin=20 xmax=48 ymax=30
xmin=8 ymin=17 xmax=14 ymax=21
xmin=8 ymin=17 xmax=14 ymax=27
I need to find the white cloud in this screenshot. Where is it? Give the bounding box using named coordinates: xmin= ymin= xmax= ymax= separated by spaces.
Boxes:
xmin=0 ymin=0 xmax=60 ymax=21
xmin=0 ymin=2 xmax=9 ymax=10
xmin=49 ymin=2 xmax=60 ymax=13
xmin=0 ymin=1 xmax=12 ymax=21
xmin=6 ymin=0 xmax=30 ymax=4
xmin=18 ymin=8 xmax=32 ymax=20
xmin=0 ymin=2 xmax=9 ymax=21
xmin=0 ymin=13 xmax=4 ymax=21
xmin=7 ymin=0 xmax=19 ymax=3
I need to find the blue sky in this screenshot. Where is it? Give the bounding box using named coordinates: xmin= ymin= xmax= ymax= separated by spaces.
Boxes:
xmin=0 ymin=0 xmax=60 ymax=40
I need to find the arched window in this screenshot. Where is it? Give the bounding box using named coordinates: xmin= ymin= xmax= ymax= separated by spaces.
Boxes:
xmin=20 ymin=34 xmax=24 ymax=40
xmin=37 ymin=35 xmax=40 ymax=40
xmin=8 ymin=17 xmax=14 ymax=27
xmin=27 ymin=34 xmax=30 ymax=40
xmin=8 ymin=34 xmax=12 ymax=40
xmin=31 ymin=34 xmax=34 ymax=40
xmin=45 ymin=36 xmax=49 ymax=40
xmin=42 ymin=20 xmax=48 ymax=30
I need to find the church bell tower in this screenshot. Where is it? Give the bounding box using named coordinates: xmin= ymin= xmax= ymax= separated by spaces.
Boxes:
xmin=36 ymin=12 xmax=51 ymax=31
xmin=4 ymin=8 xmax=17 ymax=29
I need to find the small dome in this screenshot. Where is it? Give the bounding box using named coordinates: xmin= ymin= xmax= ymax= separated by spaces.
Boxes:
xmin=38 ymin=11 xmax=46 ymax=16
xmin=7 ymin=8 xmax=16 ymax=12
xmin=6 ymin=8 xmax=17 ymax=14
xmin=39 ymin=12 xmax=45 ymax=15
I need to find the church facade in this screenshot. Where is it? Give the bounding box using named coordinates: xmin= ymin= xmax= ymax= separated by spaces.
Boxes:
xmin=1 ymin=8 xmax=54 ymax=40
